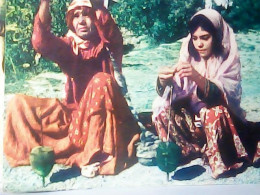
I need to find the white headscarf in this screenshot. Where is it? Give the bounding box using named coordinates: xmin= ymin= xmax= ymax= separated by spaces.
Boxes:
xmin=153 ymin=9 xmax=245 ymax=120
xmin=178 ymin=9 xmax=244 ymax=119
xmin=65 ymin=0 xmax=94 ymax=55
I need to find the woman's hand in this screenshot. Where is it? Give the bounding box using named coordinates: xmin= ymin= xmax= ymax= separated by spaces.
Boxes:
xmin=177 ymin=62 xmax=206 ymax=92
xmin=90 ymin=0 xmax=104 ymax=9
xmin=39 ymin=0 xmax=51 ymax=25
xmin=176 ymin=62 xmax=199 ymax=81
xmin=158 ymin=66 xmax=177 ymax=87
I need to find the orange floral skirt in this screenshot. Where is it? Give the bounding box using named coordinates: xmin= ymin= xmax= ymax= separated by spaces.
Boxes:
xmin=4 ymin=72 xmax=140 ymax=175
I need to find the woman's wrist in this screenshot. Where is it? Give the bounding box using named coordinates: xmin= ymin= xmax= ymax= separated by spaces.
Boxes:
xmin=190 ymin=68 xmax=200 ymax=82
xmin=39 ymin=0 xmax=51 ymax=25
xmin=158 ymin=78 xmax=167 ymax=88
xmin=156 ymin=77 xmax=166 ymax=96
xmin=192 ymin=70 xmax=207 ymax=92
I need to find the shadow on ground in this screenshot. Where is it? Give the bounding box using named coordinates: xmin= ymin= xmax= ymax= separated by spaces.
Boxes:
xmin=50 ymin=166 xmax=81 ymax=183
xmin=172 ymin=165 xmax=206 ymax=181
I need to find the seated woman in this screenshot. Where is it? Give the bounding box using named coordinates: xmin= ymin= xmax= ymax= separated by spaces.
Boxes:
xmin=4 ymin=0 xmax=140 ymax=177
xmin=152 ymin=9 xmax=259 ymax=178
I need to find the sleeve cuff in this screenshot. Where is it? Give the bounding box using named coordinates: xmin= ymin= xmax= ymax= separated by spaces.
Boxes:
xmin=156 ymin=77 xmax=166 ymax=96
xmin=197 ymin=79 xmax=224 ymax=106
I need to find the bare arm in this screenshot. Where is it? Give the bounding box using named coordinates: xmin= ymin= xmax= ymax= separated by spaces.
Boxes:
xmin=38 ymin=0 xmax=51 ymax=25
xmin=32 ymin=0 xmax=74 ymax=74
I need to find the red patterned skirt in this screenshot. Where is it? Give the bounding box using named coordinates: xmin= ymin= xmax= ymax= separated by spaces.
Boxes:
xmin=153 ymin=104 xmax=260 ymax=178
xmin=4 ymin=72 xmax=140 ymax=175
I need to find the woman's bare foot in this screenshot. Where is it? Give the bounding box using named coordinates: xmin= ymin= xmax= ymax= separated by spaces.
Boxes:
xmin=80 ymin=154 xmax=113 ymax=178
xmin=81 ymin=162 xmax=100 ymax=178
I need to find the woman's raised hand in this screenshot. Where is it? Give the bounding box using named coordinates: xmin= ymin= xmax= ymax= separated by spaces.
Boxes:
xmin=90 ymin=0 xmax=104 ymax=9
xmin=158 ymin=66 xmax=177 ymax=87
xmin=39 ymin=0 xmax=51 ymax=25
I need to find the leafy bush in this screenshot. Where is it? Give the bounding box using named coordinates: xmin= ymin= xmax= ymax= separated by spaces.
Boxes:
xmin=5 ymin=0 xmax=68 ymax=83
xmin=4 ymin=0 xmax=260 ymax=83
xmin=110 ymin=0 xmax=203 ymax=43
xmin=220 ymin=0 xmax=260 ymax=31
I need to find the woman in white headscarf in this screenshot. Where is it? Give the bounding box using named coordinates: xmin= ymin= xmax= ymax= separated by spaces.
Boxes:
xmin=152 ymin=9 xmax=259 ymax=178
xmin=4 ymin=0 xmax=140 ymax=177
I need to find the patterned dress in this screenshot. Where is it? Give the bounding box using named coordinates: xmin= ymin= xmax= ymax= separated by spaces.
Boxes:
xmin=4 ymin=8 xmax=140 ymax=175
xmin=153 ymin=102 xmax=259 ymax=178
xmin=153 ymin=8 xmax=260 ymax=179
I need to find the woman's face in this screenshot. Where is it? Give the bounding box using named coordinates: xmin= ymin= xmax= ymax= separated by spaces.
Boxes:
xmin=72 ymin=7 xmax=97 ymax=40
xmin=192 ymin=26 xmax=213 ymax=60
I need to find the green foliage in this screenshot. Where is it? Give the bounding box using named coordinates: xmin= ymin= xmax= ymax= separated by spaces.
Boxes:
xmin=5 ymin=0 xmax=68 ymax=83
xmin=5 ymin=0 xmax=260 ymax=83
xmin=220 ymin=0 xmax=260 ymax=31
xmin=110 ymin=0 xmax=203 ymax=43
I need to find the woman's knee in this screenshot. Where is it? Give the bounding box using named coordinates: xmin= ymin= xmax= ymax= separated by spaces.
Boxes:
xmin=201 ymin=105 xmax=229 ymax=124
xmin=7 ymin=94 xmax=41 ymax=114
xmin=207 ymin=105 xmax=228 ymax=114
xmin=7 ymin=94 xmax=27 ymax=109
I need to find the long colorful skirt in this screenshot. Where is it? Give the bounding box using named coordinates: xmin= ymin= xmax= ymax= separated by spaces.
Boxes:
xmin=4 ymin=72 xmax=140 ymax=175
xmin=153 ymin=103 xmax=260 ymax=178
